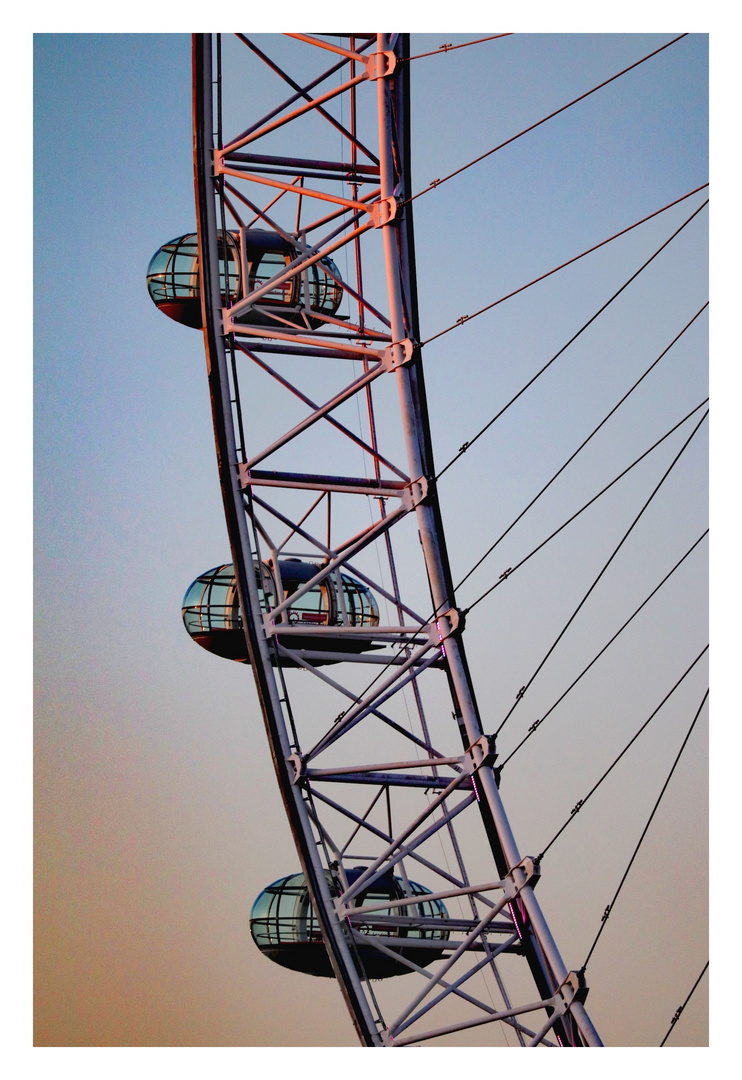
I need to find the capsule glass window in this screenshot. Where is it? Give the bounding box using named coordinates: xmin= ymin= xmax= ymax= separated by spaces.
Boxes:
xmin=279 ymin=569 xmax=331 ymax=625
xmin=146 ymin=231 xmax=240 ymax=307
xmin=298 ymin=257 xmax=343 ymax=315
xmin=250 ymin=873 xmax=323 ymax=946
xmin=340 ymin=575 xmax=380 ymax=627
xmin=251 ymin=250 xmax=294 ymax=304
xmin=182 ymin=562 xmax=274 ymax=637
xmin=182 ymin=565 xmax=240 ymax=634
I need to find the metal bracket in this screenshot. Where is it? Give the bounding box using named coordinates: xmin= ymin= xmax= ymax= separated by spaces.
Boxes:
xmin=504 ymin=856 xmax=541 ymax=898
xmin=400 ymin=476 xmax=428 ymax=511
xmin=367 ymin=197 xmax=399 ymax=229
xmin=432 ymin=607 xmax=465 ymax=645
xmin=286 ymin=752 xmax=305 ymax=786
xmin=555 ymin=969 xmax=590 ymax=1011
xmin=381 ymin=337 xmax=415 ymax=371
xmin=467 ymin=733 xmax=497 ymax=772
xmin=364 ymin=50 xmax=397 ymax=80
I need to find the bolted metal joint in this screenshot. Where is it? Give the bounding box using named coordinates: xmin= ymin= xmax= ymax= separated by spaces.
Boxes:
xmin=468 ymin=732 xmax=497 ymax=770
xmin=431 ymin=607 xmax=465 ymax=646
xmin=401 ymin=475 xmax=429 ymax=511
xmin=367 ymin=196 xmax=399 ymax=229
xmin=555 ymin=969 xmax=590 ymax=1011
xmin=381 ymin=336 xmax=415 ymax=371
xmin=505 ymin=855 xmax=541 ymax=898
xmin=286 ymin=752 xmax=305 ymax=785
xmin=364 ymin=50 xmax=397 ymax=80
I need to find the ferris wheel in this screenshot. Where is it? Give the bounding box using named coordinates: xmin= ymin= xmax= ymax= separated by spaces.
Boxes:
xmin=147 ymin=32 xmax=707 ymax=1047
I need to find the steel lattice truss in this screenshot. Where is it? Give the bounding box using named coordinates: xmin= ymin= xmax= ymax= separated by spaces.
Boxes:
xmin=192 ymin=32 xmax=602 ymax=1047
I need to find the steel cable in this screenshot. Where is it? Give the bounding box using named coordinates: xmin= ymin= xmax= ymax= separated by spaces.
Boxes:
xmin=534 ymin=647 xmax=708 ymax=862
xmin=463 ymin=401 xmax=707 ymax=621
xmin=426 ymin=188 xmax=707 ymax=357
xmin=492 ymin=408 xmax=708 ymax=736
xmin=500 ymin=529 xmax=708 ymax=767
xmin=578 ymin=689 xmax=708 ymax=975
xmin=451 ymin=301 xmax=709 ymax=591
xmin=408 ymin=34 xmax=688 ymax=206
xmin=403 ymin=35 xmax=513 ymax=62
xmin=660 ymin=961 xmax=709 ymax=1046
xmin=435 ymin=196 xmax=708 ymax=480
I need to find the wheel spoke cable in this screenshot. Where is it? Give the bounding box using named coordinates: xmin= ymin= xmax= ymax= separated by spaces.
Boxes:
xmin=491 ymin=408 xmax=708 ymax=736
xmin=433 ymin=194 xmax=707 ymax=475
xmin=577 ymin=689 xmax=708 ymax=975
xmin=403 ymin=35 xmax=513 ymax=63
xmin=451 ymin=301 xmax=709 ymax=592
xmin=660 ymin=961 xmax=709 ymax=1046
xmin=534 ymin=647 xmax=708 ymax=863
xmin=462 ymin=401 xmax=707 ymax=621
xmin=426 ymin=188 xmax=707 ymax=357
xmin=500 ymin=528 xmax=708 ymax=767
xmin=409 ymin=34 xmax=689 ymax=204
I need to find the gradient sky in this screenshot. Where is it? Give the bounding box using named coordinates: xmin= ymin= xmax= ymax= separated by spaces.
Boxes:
xmin=31 ymin=21 xmax=715 ymax=1067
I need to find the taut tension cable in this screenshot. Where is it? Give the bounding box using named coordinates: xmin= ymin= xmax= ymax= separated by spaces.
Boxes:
xmin=535 ymin=649 xmax=708 ymax=863
xmin=403 ymin=35 xmax=513 ymax=62
xmin=660 ymin=961 xmax=709 ymax=1046
xmin=579 ymin=689 xmax=709 ymax=974
xmin=493 ymin=409 xmax=708 ymax=737
xmin=410 ymin=34 xmax=689 ymax=204
xmin=462 ymin=399 xmax=707 ymax=619
xmin=500 ymin=529 xmax=708 ymax=767
xmin=452 ymin=301 xmax=708 ymax=594
xmin=436 ymin=196 xmax=708 ymax=479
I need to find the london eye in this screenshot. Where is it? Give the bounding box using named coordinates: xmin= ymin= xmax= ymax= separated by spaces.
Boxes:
xmin=146 ymin=32 xmax=708 ymax=1047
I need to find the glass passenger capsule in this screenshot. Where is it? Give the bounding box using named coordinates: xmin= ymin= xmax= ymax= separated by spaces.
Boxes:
xmin=146 ymin=228 xmax=343 ymax=329
xmin=250 ymin=869 xmax=450 ymax=979
xmin=182 ymin=560 xmax=380 ymax=666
